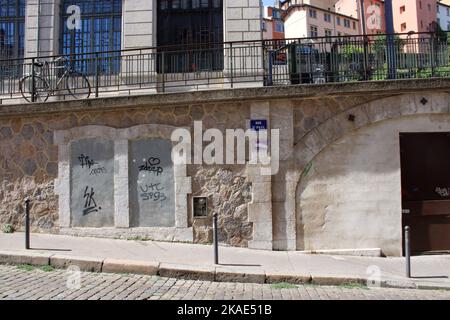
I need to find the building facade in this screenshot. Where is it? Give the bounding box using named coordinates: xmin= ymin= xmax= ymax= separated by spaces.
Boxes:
xmin=392 ymin=0 xmax=437 ymax=33
xmin=282 ymin=1 xmax=360 ymax=39
xmin=1 ymin=0 xmax=262 ymax=60
xmin=437 ymin=0 xmax=450 ymax=30
xmin=262 ymin=6 xmax=285 ymax=40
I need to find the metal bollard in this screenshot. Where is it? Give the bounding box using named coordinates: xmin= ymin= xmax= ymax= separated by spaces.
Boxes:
xmin=405 ymin=226 xmax=411 ymax=278
xmin=213 ymin=213 xmax=219 ymax=265
xmin=25 ymin=198 xmax=30 ymax=250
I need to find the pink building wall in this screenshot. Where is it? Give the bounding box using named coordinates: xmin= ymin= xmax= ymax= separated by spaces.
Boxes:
xmin=284 ymin=5 xmax=360 ymax=39
xmin=392 ymin=0 xmax=437 ymax=33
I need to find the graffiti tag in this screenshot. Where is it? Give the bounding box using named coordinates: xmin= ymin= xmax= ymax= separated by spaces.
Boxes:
xmin=139 ymin=157 xmax=164 ymax=176
xmin=83 ymin=186 xmax=101 ymax=215
xmin=436 ymin=187 xmax=450 ymax=197
xmin=140 ymin=183 xmax=167 ymax=202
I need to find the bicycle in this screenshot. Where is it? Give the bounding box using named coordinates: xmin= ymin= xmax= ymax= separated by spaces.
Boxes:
xmin=19 ymin=56 xmax=91 ymax=102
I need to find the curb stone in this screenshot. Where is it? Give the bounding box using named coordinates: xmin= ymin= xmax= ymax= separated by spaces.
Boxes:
xmin=215 ymin=271 xmax=266 ymax=284
xmin=0 ymin=251 xmax=449 ymax=291
xmin=158 ymin=263 xmax=215 ymax=281
xmin=311 ymin=276 xmax=367 ymax=286
xmin=265 ymin=273 xmax=312 ymax=284
xmin=102 ymin=258 xmax=159 ymax=275
xmin=0 ymin=250 xmax=51 ymax=266
xmin=49 ymin=254 xmax=103 ymax=272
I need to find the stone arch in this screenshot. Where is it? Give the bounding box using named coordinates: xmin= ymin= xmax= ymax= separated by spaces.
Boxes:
xmin=292 ymin=92 xmax=450 ymax=255
xmin=294 ymin=92 xmax=450 ymax=174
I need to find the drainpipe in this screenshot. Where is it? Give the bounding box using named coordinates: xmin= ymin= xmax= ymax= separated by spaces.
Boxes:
xmin=384 ymin=0 xmax=397 ymax=79
xmin=359 ymin=0 xmax=367 ymax=35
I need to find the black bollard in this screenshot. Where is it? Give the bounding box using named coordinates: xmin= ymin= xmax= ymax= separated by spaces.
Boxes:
xmin=25 ymin=198 xmax=30 ymax=250
xmin=213 ymin=213 xmax=219 ymax=265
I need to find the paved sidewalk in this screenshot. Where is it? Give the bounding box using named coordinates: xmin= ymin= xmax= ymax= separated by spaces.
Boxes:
xmin=1 ymin=233 xmax=450 ymax=290
xmin=2 ymin=265 xmax=450 ymax=300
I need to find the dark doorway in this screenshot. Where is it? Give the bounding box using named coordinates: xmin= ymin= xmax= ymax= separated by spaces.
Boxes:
xmin=400 ymin=132 xmax=450 ymax=255
xmin=156 ymin=0 xmax=224 ymax=73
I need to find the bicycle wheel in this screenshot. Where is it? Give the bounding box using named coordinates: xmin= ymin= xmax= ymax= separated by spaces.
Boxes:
xmin=66 ymin=73 xmax=91 ymax=100
xmin=19 ymin=75 xmax=50 ymax=103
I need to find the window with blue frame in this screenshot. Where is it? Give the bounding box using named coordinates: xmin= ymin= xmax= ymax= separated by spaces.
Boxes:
xmin=0 ymin=0 xmax=25 ymax=59
xmin=157 ymin=0 xmax=224 ymax=73
xmin=61 ymin=0 xmax=122 ymax=75
xmin=0 ymin=0 xmax=25 ymax=79
xmin=275 ymin=21 xmax=284 ymax=33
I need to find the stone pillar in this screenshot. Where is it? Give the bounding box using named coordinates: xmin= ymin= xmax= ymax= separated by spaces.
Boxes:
xmin=271 ymin=100 xmax=297 ymax=251
xmin=224 ymin=0 xmax=262 ymax=42
xmin=114 ymin=140 xmax=130 ymax=228
xmin=246 ymin=101 xmax=273 ymax=250
xmin=25 ymin=0 xmax=61 ymax=58
xmin=120 ymin=0 xmax=156 ymax=95
xmin=247 ymin=165 xmax=273 ymax=250
xmin=224 ymin=0 xmax=263 ymax=88
xmin=54 ymin=144 xmax=70 ymax=228
xmin=174 ymin=164 xmax=191 ymax=228
xmin=122 ymin=0 xmax=154 ymax=49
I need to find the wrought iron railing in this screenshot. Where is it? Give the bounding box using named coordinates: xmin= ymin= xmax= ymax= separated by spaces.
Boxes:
xmin=0 ymin=31 xmax=449 ymax=104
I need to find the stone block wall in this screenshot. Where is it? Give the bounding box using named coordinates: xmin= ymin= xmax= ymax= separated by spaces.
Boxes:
xmin=0 ymin=101 xmax=255 ymax=248
xmin=122 ymin=0 xmax=154 ymax=49
xmin=225 ymin=0 xmax=263 ymax=42
xmin=2 ymin=81 xmax=450 ymax=256
xmin=25 ymin=0 xmax=60 ymax=58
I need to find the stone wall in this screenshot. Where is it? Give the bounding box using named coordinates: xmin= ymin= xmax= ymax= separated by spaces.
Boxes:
xmin=297 ymin=114 xmax=450 ymax=257
xmin=225 ymin=0 xmax=262 ymax=42
xmin=0 ymin=101 xmax=251 ymax=246
xmin=2 ymin=80 xmax=450 ymax=255
xmin=191 ymin=166 xmax=252 ymax=247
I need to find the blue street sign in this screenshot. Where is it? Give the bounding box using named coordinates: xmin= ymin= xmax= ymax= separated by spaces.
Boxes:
xmin=250 ymin=119 xmax=268 ymax=131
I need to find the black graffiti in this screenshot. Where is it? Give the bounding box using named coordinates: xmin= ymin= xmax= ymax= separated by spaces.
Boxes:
xmin=140 ymin=191 xmax=167 ymax=202
xmin=78 ymin=154 xmax=98 ymax=169
xmin=140 ymin=183 xmax=167 ymax=202
xmin=90 ymin=167 xmax=107 ymax=176
xmin=83 ymin=186 xmax=102 ymax=215
xmin=140 ymin=183 xmax=165 ymax=193
xmin=139 ymin=157 xmax=163 ymax=176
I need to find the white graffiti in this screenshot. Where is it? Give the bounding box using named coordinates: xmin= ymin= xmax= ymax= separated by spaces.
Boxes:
xmin=366 ymin=265 xmax=382 ymax=288
xmin=66 ymin=265 xmax=81 ymax=290
xmin=435 ymin=187 xmax=450 ymax=197
xmin=66 ymin=5 xmax=82 ymax=30
xmin=366 ymin=4 xmax=382 ymax=30
xmin=171 ymin=121 xmax=280 ymax=176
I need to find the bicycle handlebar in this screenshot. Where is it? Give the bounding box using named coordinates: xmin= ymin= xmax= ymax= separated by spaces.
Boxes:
xmin=54 ymin=56 xmax=68 ymax=63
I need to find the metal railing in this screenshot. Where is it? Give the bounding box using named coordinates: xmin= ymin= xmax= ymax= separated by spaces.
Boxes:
xmin=0 ymin=31 xmax=449 ymax=104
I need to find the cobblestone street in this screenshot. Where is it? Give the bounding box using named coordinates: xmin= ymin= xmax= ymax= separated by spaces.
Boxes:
xmin=1 ymin=265 xmax=450 ymax=300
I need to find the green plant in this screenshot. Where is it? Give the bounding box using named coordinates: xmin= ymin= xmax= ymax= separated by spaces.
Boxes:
xmin=342 ymin=44 xmax=364 ymax=60
xmin=1 ymin=224 xmax=14 ymax=234
xmin=372 ymin=35 xmax=405 ymax=56
xmin=40 ymin=265 xmax=54 ymax=272
xmin=270 ymin=282 xmax=297 ymax=289
xmin=17 ymin=264 xmax=34 ymax=272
